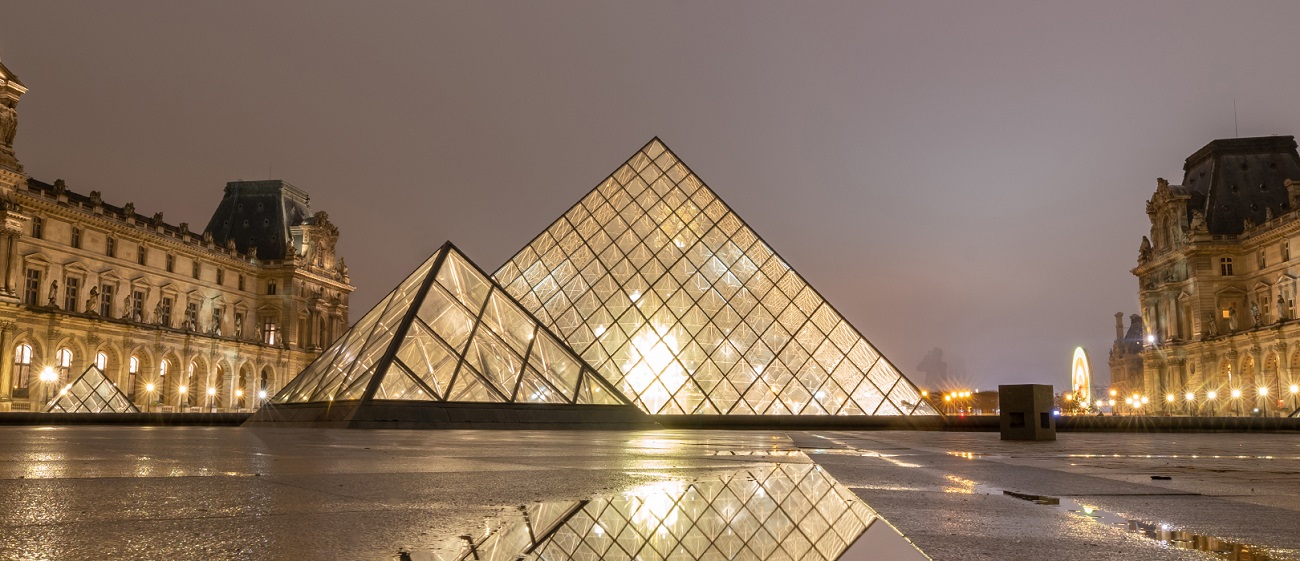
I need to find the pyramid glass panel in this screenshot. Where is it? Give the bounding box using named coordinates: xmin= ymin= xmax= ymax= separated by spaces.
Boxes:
xmin=494 ymin=139 xmax=937 ymax=416
xmin=45 ymin=366 xmax=140 ymax=413
xmin=272 ymin=243 xmax=633 ymax=408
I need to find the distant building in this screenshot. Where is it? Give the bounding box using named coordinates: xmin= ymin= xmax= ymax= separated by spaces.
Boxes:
xmin=0 ymin=60 xmax=353 ymax=411
xmin=1108 ymin=313 xmax=1144 ymax=396
xmin=1123 ymin=135 xmax=1300 ymax=414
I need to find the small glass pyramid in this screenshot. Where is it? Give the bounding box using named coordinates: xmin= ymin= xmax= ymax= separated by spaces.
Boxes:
xmin=273 ymin=243 xmax=631 ymax=407
xmin=494 ymin=138 xmax=938 ymax=416
xmin=45 ymin=365 xmax=140 ymax=413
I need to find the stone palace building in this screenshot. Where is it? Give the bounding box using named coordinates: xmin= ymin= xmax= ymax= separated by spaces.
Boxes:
xmin=0 ymin=61 xmax=352 ymax=411
xmin=1114 ymin=136 xmax=1300 ymax=415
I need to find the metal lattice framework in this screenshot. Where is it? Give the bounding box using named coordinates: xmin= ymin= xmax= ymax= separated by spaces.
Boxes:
xmin=494 ymin=138 xmax=937 ymax=416
xmin=445 ymin=463 xmax=923 ymax=561
xmin=45 ymin=365 xmax=140 ymax=413
xmin=273 ymin=243 xmax=630 ymax=407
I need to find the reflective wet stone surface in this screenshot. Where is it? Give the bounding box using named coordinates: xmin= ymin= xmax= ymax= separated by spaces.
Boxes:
xmin=2 ymin=427 xmax=1299 ymax=560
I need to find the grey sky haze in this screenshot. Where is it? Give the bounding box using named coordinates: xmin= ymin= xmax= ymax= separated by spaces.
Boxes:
xmin=5 ymin=1 xmax=1300 ymax=389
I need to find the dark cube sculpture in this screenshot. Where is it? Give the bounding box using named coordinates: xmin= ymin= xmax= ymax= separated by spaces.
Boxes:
xmin=999 ymin=384 xmax=1056 ymax=441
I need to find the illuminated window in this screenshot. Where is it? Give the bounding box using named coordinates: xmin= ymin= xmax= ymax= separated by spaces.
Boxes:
xmin=262 ymin=317 xmax=278 ymax=345
xmin=128 ymin=356 xmax=140 ymax=397
xmin=12 ymin=343 xmax=32 ymax=391
xmin=1220 ymin=257 xmax=1234 ymax=276
xmin=95 ymin=351 xmax=108 ymax=371
xmin=55 ymin=348 xmax=72 ymax=382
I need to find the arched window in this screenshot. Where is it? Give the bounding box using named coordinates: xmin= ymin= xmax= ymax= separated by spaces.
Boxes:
xmin=95 ymin=351 xmax=108 ymax=372
xmin=260 ymin=367 xmax=270 ymax=400
xmin=128 ymin=356 xmax=140 ymax=397
xmin=55 ymin=348 xmax=73 ymax=383
xmin=159 ymin=359 xmax=171 ymax=403
xmin=13 ymin=343 xmax=33 ymax=392
xmin=187 ymin=361 xmax=201 ymax=406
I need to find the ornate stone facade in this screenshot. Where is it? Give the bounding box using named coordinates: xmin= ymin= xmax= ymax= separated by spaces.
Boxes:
xmin=1116 ymin=136 xmax=1300 ymax=415
xmin=0 ymin=61 xmax=353 ymax=411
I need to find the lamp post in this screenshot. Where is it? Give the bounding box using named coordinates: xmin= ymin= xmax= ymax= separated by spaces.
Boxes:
xmin=178 ymin=385 xmax=187 ymax=411
xmin=207 ymin=387 xmax=216 ymax=413
xmin=38 ymin=367 xmax=57 ymax=409
xmin=145 ymin=383 xmax=156 ymax=413
xmin=257 ymin=389 xmax=268 ymax=405
xmin=1231 ymin=388 xmax=1243 ymax=416
xmin=1185 ymin=392 xmax=1195 ymax=416
xmin=1207 ymin=391 xmax=1218 ymax=416
xmin=235 ymin=389 xmax=244 ymax=410
xmin=1165 ymin=393 xmax=1174 ymax=416
xmin=1258 ymin=387 xmax=1269 ymax=417
xmin=1291 ymin=384 xmax=1299 ymax=412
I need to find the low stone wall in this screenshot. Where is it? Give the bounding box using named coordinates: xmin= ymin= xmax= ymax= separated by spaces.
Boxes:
xmin=0 ymin=412 xmax=249 ymax=426
xmin=243 ymin=400 xmax=658 ymax=429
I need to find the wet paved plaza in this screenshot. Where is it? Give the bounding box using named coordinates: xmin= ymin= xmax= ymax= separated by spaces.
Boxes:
xmin=0 ymin=427 xmax=1297 ymax=560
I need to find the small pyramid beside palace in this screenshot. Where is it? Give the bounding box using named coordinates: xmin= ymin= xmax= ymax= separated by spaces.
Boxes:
xmin=46 ymin=366 xmax=139 ymax=413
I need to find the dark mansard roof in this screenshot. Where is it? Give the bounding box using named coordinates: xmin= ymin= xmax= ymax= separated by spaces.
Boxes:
xmin=203 ymin=180 xmax=311 ymax=260
xmin=1180 ymin=136 xmax=1300 ymax=236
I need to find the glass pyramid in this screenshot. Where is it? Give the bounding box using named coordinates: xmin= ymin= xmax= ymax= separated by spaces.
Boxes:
xmin=273 ymin=242 xmax=631 ymax=407
xmin=494 ymin=138 xmax=938 ymax=416
xmin=45 ymin=365 xmax=140 ymax=413
xmin=435 ymin=463 xmax=927 ymax=561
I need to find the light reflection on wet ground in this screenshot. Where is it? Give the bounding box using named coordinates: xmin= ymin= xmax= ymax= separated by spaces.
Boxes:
xmin=418 ymin=463 xmax=929 ymax=561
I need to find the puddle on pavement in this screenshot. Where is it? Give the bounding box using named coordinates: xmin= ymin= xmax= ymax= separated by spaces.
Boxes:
xmin=1002 ymin=489 xmax=1298 ymax=560
xmin=411 ymin=463 xmax=930 ymax=561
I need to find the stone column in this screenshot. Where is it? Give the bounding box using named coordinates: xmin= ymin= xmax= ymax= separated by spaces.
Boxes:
xmin=0 ymin=321 xmax=14 ymax=404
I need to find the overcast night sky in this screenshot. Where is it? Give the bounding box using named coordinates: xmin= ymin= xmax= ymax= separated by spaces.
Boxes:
xmin=5 ymin=1 xmax=1300 ymax=389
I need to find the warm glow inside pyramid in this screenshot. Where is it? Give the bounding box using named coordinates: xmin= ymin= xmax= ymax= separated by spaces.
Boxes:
xmin=273 ymin=243 xmax=629 ymax=407
xmin=494 ymin=139 xmax=937 ymax=415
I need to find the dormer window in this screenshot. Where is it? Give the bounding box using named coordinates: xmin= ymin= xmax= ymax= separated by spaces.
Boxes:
xmin=1220 ymin=257 xmax=1234 ymax=276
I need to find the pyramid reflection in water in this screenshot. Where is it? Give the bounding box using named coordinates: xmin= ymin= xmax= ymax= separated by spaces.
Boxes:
xmin=495 ymin=138 xmax=938 ymax=416
xmin=427 ymin=463 xmax=929 ymax=561
xmin=45 ymin=365 xmax=139 ymax=413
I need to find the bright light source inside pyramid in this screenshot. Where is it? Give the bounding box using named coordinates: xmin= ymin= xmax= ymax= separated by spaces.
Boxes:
xmin=674 ymin=239 xmax=684 ymax=248
xmin=593 ymin=325 xmax=606 ymax=337
xmin=624 ymin=325 xmax=686 ymax=413
xmin=629 ymin=290 xmax=640 ymax=302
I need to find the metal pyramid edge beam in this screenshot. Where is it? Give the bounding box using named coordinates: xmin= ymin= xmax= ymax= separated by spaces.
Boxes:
xmin=493 ymin=138 xmax=938 ymax=416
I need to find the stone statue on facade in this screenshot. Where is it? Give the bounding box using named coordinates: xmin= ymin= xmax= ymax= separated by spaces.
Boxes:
xmin=1251 ymin=302 xmax=1262 ymax=327
xmin=1279 ymin=293 xmax=1288 ymax=322
xmin=122 ymin=292 xmax=134 ymax=320
xmin=154 ymin=301 xmax=163 ymax=325
xmin=1139 ymin=236 xmax=1153 ymax=261
xmin=1206 ymin=313 xmax=1219 ymax=338
xmin=1189 ymin=210 xmax=1207 ymax=233
xmin=85 ymin=286 xmax=100 ymax=315
xmin=47 ymin=279 xmax=58 ymax=307
xmin=1229 ymin=305 xmax=1238 ymax=332
xmin=234 ymin=317 xmax=243 ymax=339
xmin=0 ymin=104 xmax=16 ymax=149
xmin=123 ymin=202 xmax=135 ymax=217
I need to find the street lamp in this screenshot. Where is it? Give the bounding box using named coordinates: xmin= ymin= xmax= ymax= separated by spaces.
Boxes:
xmin=145 ymin=383 xmax=156 ymax=413
xmin=1207 ymin=390 xmax=1218 ymax=416
xmin=1230 ymin=388 xmax=1243 ymax=415
xmin=1185 ymin=391 xmax=1196 ymax=416
xmin=235 ymin=388 xmax=244 ymax=410
xmin=1291 ymin=384 xmax=1300 ymax=411
xmin=257 ymin=389 xmax=268 ymax=402
xmin=178 ymin=385 xmax=188 ymax=410
xmin=207 ymin=387 xmax=216 ymax=413
xmin=38 ymin=366 xmax=57 ymax=407
xmin=1258 ymin=387 xmax=1269 ymax=416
